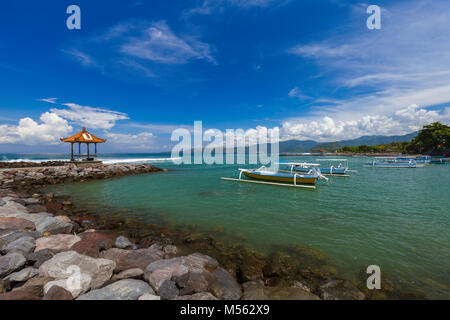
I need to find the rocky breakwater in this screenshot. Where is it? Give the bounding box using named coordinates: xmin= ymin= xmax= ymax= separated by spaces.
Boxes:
xmin=0 ymin=163 xmax=166 ymax=189
xmin=0 ymin=190 xmax=371 ymax=301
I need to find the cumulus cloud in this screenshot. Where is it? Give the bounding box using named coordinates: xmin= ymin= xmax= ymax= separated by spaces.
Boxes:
xmin=280 ymin=104 xmax=448 ymax=142
xmin=0 ymin=112 xmax=72 ymax=145
xmin=50 ymin=103 xmax=129 ymax=130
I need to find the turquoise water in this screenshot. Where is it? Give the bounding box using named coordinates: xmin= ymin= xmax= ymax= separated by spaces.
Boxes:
xmin=39 ymin=156 xmax=449 ymax=298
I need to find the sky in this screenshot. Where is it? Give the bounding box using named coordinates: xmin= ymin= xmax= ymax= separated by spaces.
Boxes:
xmin=0 ymin=0 xmax=449 ymax=153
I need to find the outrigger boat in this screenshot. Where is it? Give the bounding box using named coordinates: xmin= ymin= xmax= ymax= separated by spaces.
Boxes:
xmin=288 ymin=159 xmax=350 ymax=176
xmin=364 ymin=157 xmax=426 ymax=168
xmin=221 ymin=163 xmax=328 ymax=189
xmin=396 ymin=155 xmax=431 ymax=165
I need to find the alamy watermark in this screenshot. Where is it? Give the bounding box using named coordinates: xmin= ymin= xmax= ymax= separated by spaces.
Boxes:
xmin=170 ymin=121 xmax=279 ymax=169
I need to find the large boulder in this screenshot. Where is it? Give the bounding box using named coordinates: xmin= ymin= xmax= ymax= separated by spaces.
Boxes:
xmin=77 ymin=279 xmax=154 ymax=300
xmin=0 ymin=217 xmax=35 ymax=230
xmin=0 ymin=252 xmax=26 ymax=278
xmin=318 ymin=280 xmax=365 ymax=300
xmin=243 ymin=286 xmax=321 ymax=300
xmin=70 ymin=232 xmax=117 ymax=258
xmin=35 ymin=234 xmax=81 ymax=252
xmin=100 ymin=248 xmax=164 ymax=272
xmin=39 ymin=251 xmax=115 ymax=297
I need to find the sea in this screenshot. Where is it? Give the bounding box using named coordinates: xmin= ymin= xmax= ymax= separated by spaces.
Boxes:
xmin=1 ymin=153 xmax=449 ymax=298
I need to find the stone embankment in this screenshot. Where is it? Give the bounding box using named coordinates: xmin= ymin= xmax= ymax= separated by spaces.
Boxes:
xmin=0 ymin=189 xmax=366 ymax=300
xmin=0 ymin=163 xmax=165 ymax=189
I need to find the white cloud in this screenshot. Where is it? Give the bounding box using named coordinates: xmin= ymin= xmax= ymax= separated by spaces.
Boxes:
xmin=280 ymin=104 xmax=448 ymax=142
xmin=104 ymin=131 xmax=155 ymax=150
xmin=0 ymin=112 xmax=72 ymax=145
xmin=120 ymin=21 xmax=216 ymax=64
xmin=37 ymin=97 xmax=58 ymax=104
xmin=286 ymin=0 xmax=450 ymax=121
xmin=64 ymin=49 xmax=100 ymax=68
xmin=51 ymin=103 xmax=129 ymax=130
xmin=288 ymin=87 xmax=311 ymax=101
xmin=184 ymin=0 xmax=278 ymax=16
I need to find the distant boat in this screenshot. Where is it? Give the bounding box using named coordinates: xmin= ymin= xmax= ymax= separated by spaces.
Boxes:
xmin=364 ymin=157 xmax=425 ymax=168
xmin=289 ymin=159 xmax=349 ymax=176
xmin=430 ymin=156 xmax=447 ymax=164
xmin=396 ymin=155 xmax=431 ymax=165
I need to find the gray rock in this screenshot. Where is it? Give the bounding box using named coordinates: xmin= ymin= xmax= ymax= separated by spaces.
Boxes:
xmin=2 ymin=236 xmax=36 ymax=255
xmin=0 ymin=200 xmax=5 ymax=206
xmin=174 ymin=292 xmax=219 ymax=300
xmin=39 ymin=251 xmax=116 ymax=297
xmin=138 ymin=293 xmax=161 ymax=300
xmin=100 ymin=248 xmax=164 ymax=272
xmin=175 ymin=271 xmax=210 ymax=295
xmin=115 ymin=236 xmax=136 ymax=250
xmin=242 ymin=279 xmax=265 ymax=290
xmin=149 ymin=243 xmax=163 ymax=251
xmin=183 ymin=253 xmax=219 ymax=272
xmin=77 ymin=279 xmax=154 ymax=300
xmin=243 ymin=286 xmax=321 ymax=300
xmin=4 ymin=267 xmax=39 ymax=282
xmin=0 ymin=230 xmax=42 ymax=250
xmin=144 ymin=257 xmax=189 ymax=291
xmin=157 ymin=280 xmax=179 ymax=300
xmin=0 ymin=252 xmax=26 ymax=278
xmin=209 ymin=267 xmax=242 ymax=300
xmin=26 ymin=248 xmax=57 ymax=268
xmin=319 ymin=280 xmax=365 ymax=300
xmin=35 ymin=234 xmax=81 ymax=252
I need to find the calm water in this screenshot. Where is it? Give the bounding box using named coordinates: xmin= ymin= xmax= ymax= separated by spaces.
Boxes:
xmin=16 ymin=154 xmax=449 ymax=299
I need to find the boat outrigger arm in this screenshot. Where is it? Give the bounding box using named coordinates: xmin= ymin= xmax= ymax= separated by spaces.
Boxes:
xmin=275 ymin=162 xmax=329 ymax=181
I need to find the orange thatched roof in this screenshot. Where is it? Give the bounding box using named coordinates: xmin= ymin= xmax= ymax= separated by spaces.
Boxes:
xmin=60 ymin=127 xmax=106 ymax=143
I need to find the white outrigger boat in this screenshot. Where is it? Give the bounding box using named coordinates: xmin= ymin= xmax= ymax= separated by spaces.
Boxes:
xmin=221 ymin=162 xmax=328 ymax=189
xmin=364 ymin=157 xmax=426 ymax=168
xmin=289 ymin=159 xmax=350 ymax=176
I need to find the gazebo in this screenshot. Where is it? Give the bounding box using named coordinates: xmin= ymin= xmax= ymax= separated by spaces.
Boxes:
xmin=60 ymin=127 xmax=106 ymax=162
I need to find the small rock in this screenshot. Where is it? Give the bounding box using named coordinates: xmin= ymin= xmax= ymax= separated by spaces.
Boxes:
xmin=42 ymin=285 xmax=73 ymax=300
xmin=175 ymin=272 xmax=210 ymax=295
xmin=163 ymin=245 xmax=178 ymax=255
xmin=2 ymin=236 xmax=36 ymax=255
xmin=35 ymin=234 xmax=81 ymax=252
xmin=4 ymin=267 xmax=39 ymax=283
xmin=115 ymin=236 xmax=136 ymax=250
xmin=54 ymin=216 xmax=72 ymax=223
xmin=0 ymin=252 xmax=26 ymax=278
xmin=77 ymin=279 xmax=154 ymax=300
xmin=114 ymin=268 xmax=144 ymax=280
xmin=138 ymin=293 xmax=161 ymax=300
xmin=243 ymin=286 xmax=321 ymax=300
xmin=100 ymin=248 xmax=164 ymax=272
xmin=0 ymin=229 xmax=42 ymax=250
xmin=26 ymin=248 xmax=57 ymax=268
xmin=31 ymin=194 xmax=41 ymax=199
xmin=319 ymin=279 xmax=366 ymax=300
xmin=144 ymin=257 xmax=189 ymax=291
xmin=209 ymin=267 xmax=242 ymax=300
xmin=174 ymin=292 xmax=219 ymax=300
xmin=157 ymin=280 xmax=179 ymax=300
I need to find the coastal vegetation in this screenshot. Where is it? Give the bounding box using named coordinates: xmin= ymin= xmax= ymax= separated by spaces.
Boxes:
xmin=336 ymin=122 xmax=449 ymax=155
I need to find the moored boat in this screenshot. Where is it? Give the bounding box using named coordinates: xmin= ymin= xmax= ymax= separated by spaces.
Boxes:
xmin=364 ymin=157 xmax=425 ymax=168
xmin=289 ymin=159 xmax=349 ymax=175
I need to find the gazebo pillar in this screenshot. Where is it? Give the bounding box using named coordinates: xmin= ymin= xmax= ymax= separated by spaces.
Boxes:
xmin=95 ymin=143 xmax=97 ymax=159
xmin=78 ymin=142 xmax=81 ymax=160
xmin=87 ymin=143 xmax=90 ymax=159
xmin=71 ymin=142 xmax=74 ymax=161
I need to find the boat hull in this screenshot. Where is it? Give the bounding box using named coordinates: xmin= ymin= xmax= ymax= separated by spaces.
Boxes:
xmin=242 ymin=171 xmax=318 ymax=184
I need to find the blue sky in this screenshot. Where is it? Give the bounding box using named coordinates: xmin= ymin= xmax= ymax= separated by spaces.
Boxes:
xmin=1 ymin=0 xmax=449 ymax=152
